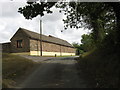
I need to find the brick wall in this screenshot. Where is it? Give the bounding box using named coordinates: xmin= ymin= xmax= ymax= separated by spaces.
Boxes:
xmin=0 ymin=44 xmax=2 ymax=53
xmin=10 ymin=30 xmax=30 ymax=53
xmin=30 ymin=39 xmax=76 ymax=53
xmin=2 ymin=29 xmax=75 ymax=54
xmin=2 ymin=43 xmax=11 ymax=53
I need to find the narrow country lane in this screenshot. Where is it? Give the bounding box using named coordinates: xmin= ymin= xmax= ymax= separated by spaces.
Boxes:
xmin=18 ymin=56 xmax=88 ymax=88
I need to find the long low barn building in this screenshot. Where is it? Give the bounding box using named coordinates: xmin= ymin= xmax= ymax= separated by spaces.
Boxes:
xmin=2 ymin=28 xmax=76 ymax=56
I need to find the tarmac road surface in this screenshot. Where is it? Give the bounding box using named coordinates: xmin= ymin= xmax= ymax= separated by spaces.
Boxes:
xmin=17 ymin=56 xmax=89 ymax=88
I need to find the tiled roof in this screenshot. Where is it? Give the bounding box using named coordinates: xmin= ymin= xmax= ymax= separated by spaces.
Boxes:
xmin=19 ymin=28 xmax=73 ymax=47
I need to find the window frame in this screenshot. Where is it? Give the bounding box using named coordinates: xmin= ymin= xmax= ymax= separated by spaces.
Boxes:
xmin=17 ymin=40 xmax=23 ymax=48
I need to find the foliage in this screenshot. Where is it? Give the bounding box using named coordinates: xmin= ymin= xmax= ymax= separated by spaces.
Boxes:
xmin=18 ymin=2 xmax=120 ymax=88
xmin=18 ymin=2 xmax=120 ymax=48
xmin=56 ymin=2 xmax=117 ymax=45
xmin=18 ymin=1 xmax=56 ymax=19
xmin=72 ymin=42 xmax=84 ymax=55
xmin=81 ymin=34 xmax=95 ymax=52
xmin=76 ymin=47 xmax=119 ymax=88
xmin=72 ymin=34 xmax=95 ymax=54
xmin=18 ymin=1 xmax=55 ymax=18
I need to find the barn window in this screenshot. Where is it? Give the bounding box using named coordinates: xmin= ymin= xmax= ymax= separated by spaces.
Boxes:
xmin=17 ymin=40 xmax=23 ymax=48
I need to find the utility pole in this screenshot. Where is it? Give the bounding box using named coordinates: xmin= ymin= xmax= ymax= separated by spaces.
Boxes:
xmin=40 ymin=19 xmax=42 ymax=56
xmin=39 ymin=0 xmax=42 ymax=56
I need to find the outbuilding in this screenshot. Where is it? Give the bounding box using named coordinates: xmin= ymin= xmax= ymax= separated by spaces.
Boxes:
xmin=3 ymin=28 xmax=76 ymax=56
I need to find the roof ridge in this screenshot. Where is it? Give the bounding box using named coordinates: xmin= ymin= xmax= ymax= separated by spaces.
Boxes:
xmin=20 ymin=27 xmax=68 ymax=42
xmin=20 ymin=27 xmax=49 ymax=37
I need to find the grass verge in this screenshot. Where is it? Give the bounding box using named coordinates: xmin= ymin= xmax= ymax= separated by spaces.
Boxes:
xmin=2 ymin=53 xmax=37 ymax=88
xmin=76 ymin=48 xmax=119 ymax=88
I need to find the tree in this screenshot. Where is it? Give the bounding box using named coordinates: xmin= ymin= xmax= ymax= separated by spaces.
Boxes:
xmin=72 ymin=34 xmax=94 ymax=54
xmin=18 ymin=1 xmax=120 ymax=51
xmin=56 ymin=2 xmax=116 ymax=45
xmin=56 ymin=2 xmax=120 ymax=49
xmin=81 ymin=34 xmax=95 ymax=52
xmin=18 ymin=1 xmax=56 ymax=19
xmin=72 ymin=42 xmax=84 ymax=55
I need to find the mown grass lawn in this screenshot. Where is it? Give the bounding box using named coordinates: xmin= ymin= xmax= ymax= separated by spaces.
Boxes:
xmin=2 ymin=53 xmax=37 ymax=88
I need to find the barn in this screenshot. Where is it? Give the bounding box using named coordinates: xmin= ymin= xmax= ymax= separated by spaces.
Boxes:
xmin=2 ymin=28 xmax=76 ymax=56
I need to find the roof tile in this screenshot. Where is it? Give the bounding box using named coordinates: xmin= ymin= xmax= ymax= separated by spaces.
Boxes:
xmin=20 ymin=28 xmax=73 ymax=47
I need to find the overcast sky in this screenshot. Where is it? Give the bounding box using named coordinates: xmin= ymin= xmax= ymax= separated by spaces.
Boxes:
xmin=0 ymin=0 xmax=89 ymax=44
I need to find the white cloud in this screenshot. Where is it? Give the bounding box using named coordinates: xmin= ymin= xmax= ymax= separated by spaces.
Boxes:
xmin=0 ymin=1 xmax=88 ymax=44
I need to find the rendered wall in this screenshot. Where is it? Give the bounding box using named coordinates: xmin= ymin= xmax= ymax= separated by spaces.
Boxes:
xmin=30 ymin=51 xmax=75 ymax=56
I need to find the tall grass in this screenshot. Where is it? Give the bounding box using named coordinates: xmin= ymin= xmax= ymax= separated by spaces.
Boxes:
xmin=77 ymin=48 xmax=119 ymax=88
xmin=2 ymin=53 xmax=36 ymax=88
